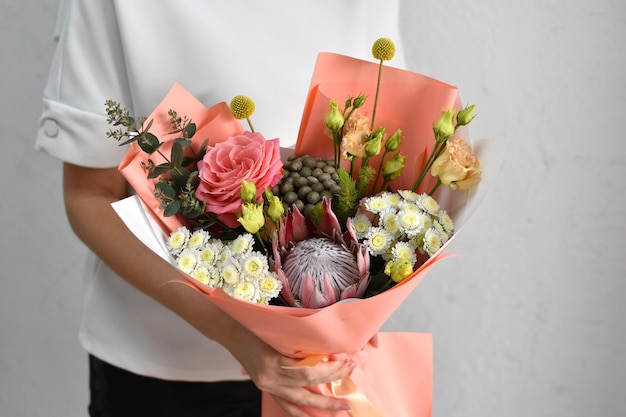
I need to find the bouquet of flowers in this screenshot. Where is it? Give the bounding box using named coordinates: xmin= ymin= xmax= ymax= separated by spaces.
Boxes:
xmin=108 ymin=38 xmax=495 ymax=416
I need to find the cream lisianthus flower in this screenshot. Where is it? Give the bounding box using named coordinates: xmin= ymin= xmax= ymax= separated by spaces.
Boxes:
xmin=430 ymin=137 xmax=481 ymax=190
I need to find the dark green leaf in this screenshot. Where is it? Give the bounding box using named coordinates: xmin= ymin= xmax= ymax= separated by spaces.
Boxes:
xmin=171 ymin=141 xmax=184 ymax=167
xmin=138 ymin=132 xmax=161 ymax=154
xmin=163 ymin=200 xmax=181 ymax=217
xmin=184 ymin=122 xmax=197 ymax=139
xmin=155 ymin=181 xmax=176 ymax=199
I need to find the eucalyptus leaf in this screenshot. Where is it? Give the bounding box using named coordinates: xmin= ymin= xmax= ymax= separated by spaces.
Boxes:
xmin=171 ymin=141 xmax=184 ymax=167
xmin=163 ymin=200 xmax=181 ymax=217
xmin=138 ymin=132 xmax=161 ymax=154
xmin=155 ymin=181 xmax=176 ymax=199
xmin=184 ymin=122 xmax=197 ymax=139
xmin=148 ymin=163 xmax=171 ymax=178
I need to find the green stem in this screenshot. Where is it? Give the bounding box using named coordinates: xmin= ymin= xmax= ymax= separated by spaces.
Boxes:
xmin=372 ymin=149 xmax=390 ymax=193
xmin=428 ymin=179 xmax=442 ymax=195
xmin=246 ymin=117 xmax=255 ymax=132
xmin=371 ymin=60 xmax=384 ymax=130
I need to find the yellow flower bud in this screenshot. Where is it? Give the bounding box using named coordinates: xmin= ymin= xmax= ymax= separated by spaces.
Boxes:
xmin=230 ymin=95 xmax=255 ymax=119
xmin=385 ymin=129 xmax=402 ymax=151
xmin=266 ymin=195 xmax=284 ymax=222
xmin=364 ymin=135 xmax=382 ymax=157
xmin=240 ymin=180 xmax=257 ymax=204
xmin=433 ymin=109 xmax=456 ymax=143
xmin=382 ymin=152 xmax=406 ymax=181
xmin=372 ymin=38 xmax=396 ymax=61
xmin=238 ymin=203 xmax=265 ymax=234
xmin=324 ymin=100 xmax=345 ymax=134
xmin=385 ymin=259 xmax=413 ymax=283
xmin=456 ymin=104 xmax=476 ymax=126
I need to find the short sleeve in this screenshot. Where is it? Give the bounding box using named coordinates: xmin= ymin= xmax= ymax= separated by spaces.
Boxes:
xmin=35 ymin=0 xmax=132 ymax=168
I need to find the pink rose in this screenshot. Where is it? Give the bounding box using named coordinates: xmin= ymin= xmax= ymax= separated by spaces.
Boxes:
xmin=195 ymin=131 xmax=283 ymax=227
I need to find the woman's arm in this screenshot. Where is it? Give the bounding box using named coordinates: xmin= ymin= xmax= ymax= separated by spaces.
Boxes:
xmin=63 ymin=162 xmax=354 ymax=416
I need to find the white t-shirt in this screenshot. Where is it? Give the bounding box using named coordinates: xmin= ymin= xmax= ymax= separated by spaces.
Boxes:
xmin=36 ymin=0 xmax=406 ymax=381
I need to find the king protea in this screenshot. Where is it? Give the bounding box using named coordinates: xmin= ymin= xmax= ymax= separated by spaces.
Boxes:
xmin=271 ymin=199 xmax=370 ymax=308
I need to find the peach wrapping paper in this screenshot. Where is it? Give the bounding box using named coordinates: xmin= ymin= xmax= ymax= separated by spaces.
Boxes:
xmin=118 ymin=83 xmax=245 ymax=234
xmin=295 ymin=52 xmax=463 ymax=194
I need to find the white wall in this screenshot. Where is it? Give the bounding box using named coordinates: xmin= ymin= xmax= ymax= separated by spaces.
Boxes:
xmin=1 ymin=0 xmax=624 ymax=416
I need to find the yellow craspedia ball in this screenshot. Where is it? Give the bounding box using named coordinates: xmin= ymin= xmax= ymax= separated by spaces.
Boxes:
xmin=230 ymin=95 xmax=255 ymax=119
xmin=372 ymin=37 xmax=396 ymax=61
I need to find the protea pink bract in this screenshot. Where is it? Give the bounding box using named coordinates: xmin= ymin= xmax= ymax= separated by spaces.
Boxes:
xmin=271 ymin=199 xmax=370 ymax=308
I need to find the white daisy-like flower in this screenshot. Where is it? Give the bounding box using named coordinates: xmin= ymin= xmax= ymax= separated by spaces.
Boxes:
xmin=438 ymin=211 xmax=454 ymax=234
xmin=167 ymin=227 xmax=190 ymax=255
xmin=398 ymin=200 xmax=420 ymax=212
xmin=423 ymin=227 xmax=444 ymax=256
xmin=432 ymin=221 xmax=450 ymax=242
xmin=391 ymin=241 xmax=418 ymax=265
xmin=232 ymin=281 xmax=258 ymax=302
xmin=351 ymin=213 xmax=372 ymax=239
xmin=398 ymin=189 xmax=420 ymax=202
xmin=229 ymin=234 xmax=254 ymax=256
xmin=241 ymin=252 xmax=269 ymax=279
xmin=221 ymin=262 xmax=241 ymax=285
xmin=191 ymin=266 xmax=212 ymax=285
xmin=177 ymin=249 xmax=198 ymax=274
xmin=198 ymin=242 xmax=222 ymax=266
xmin=418 ymin=194 xmax=440 ymax=216
xmin=379 ymin=208 xmax=402 ymax=238
xmin=187 ymin=230 xmax=210 ymax=250
xmin=381 ymin=191 xmax=401 ymax=207
xmin=396 ymin=209 xmax=425 ymax=237
xmin=364 ymin=195 xmax=389 ymax=214
xmin=258 ymin=273 xmax=282 ymax=299
xmin=365 ymin=227 xmax=394 ymax=256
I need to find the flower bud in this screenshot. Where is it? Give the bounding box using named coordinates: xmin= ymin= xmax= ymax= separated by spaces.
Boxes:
xmin=433 ymin=109 xmax=456 ymax=143
xmin=456 ymin=104 xmax=476 ymax=126
xmin=238 ymin=203 xmax=265 ymax=234
xmin=266 ymin=195 xmax=285 ymax=222
xmin=364 ymin=135 xmax=382 ymax=157
xmin=372 ymin=38 xmax=396 ymax=61
xmin=352 ymin=95 xmax=366 ymax=109
xmin=324 ymin=100 xmax=345 ymax=134
xmin=240 ymin=180 xmax=257 ymax=204
xmin=384 ymin=259 xmax=413 ymax=283
xmin=385 ymin=129 xmax=402 ymax=151
xmin=382 ymin=152 xmax=406 ymax=181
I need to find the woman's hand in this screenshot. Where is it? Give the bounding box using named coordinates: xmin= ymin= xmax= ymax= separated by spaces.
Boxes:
xmin=225 ymin=324 xmax=355 ymax=417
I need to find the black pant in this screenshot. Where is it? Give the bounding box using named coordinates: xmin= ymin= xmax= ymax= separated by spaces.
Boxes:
xmin=88 ymin=355 xmax=261 ymax=417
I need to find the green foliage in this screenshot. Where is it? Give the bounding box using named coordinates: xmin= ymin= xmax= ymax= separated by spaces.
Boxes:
xmin=334 ymin=167 xmax=358 ymax=223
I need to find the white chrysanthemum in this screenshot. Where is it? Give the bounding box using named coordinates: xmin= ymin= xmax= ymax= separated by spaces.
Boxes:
xmin=365 ymin=227 xmax=394 ymax=256
xmin=398 ymin=201 xmax=420 ymax=212
xmin=391 ymin=241 xmax=418 ymax=265
xmin=381 ymin=191 xmax=401 ymax=207
xmin=198 ymin=243 xmax=221 ymax=266
xmin=364 ymin=195 xmax=388 ymax=214
xmin=241 ymin=253 xmax=269 ymax=279
xmin=229 ymin=234 xmax=254 ymax=255
xmin=167 ymin=227 xmax=190 ymax=255
xmin=432 ymin=221 xmax=450 ymax=242
xmin=191 ymin=266 xmax=212 ymax=285
xmin=352 ymin=213 xmax=372 ymax=239
xmin=258 ymin=273 xmax=282 ymax=299
xmin=423 ymin=227 xmax=444 ymax=256
xmin=438 ymin=211 xmax=454 ymax=234
xmin=232 ymin=281 xmax=258 ymax=302
xmin=221 ymin=262 xmax=241 ymax=285
xmin=187 ymin=230 xmax=210 ymax=250
xmin=418 ymin=194 xmax=440 ymax=216
xmin=396 ymin=209 xmax=425 ymax=237
xmin=177 ymin=249 xmax=198 ymax=274
xmin=397 ymin=189 xmax=419 ymax=202
xmin=379 ymin=208 xmax=401 ymax=238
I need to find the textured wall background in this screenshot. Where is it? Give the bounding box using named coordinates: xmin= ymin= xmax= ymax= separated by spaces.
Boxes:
xmin=1 ymin=0 xmax=625 ymax=416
